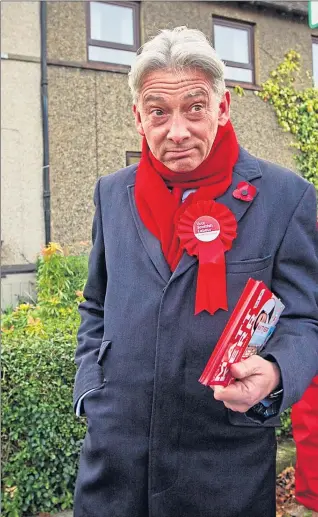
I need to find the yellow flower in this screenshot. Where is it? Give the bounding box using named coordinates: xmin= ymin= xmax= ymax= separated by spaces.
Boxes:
xmin=41 ymin=242 xmax=63 ymax=260
xmin=4 ymin=485 xmax=18 ymax=498
xmin=49 ymin=297 xmax=60 ymax=305
xmin=17 ymin=303 xmax=32 ymax=311
xmin=26 ymin=316 xmax=45 ymax=336
xmin=27 ymin=316 xmax=39 ymax=326
xmin=1 ymin=326 xmax=14 ymax=334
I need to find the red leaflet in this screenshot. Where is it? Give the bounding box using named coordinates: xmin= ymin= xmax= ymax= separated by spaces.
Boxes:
xmin=199 ymin=278 xmax=284 ymax=387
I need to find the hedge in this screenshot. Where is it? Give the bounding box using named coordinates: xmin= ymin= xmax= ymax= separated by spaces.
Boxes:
xmin=1 ymin=243 xmax=293 ymax=516
xmin=1 ymin=244 xmax=88 ymax=517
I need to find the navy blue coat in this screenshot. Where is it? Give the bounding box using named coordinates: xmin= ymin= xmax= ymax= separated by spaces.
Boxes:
xmin=74 ymin=148 xmax=318 ymax=517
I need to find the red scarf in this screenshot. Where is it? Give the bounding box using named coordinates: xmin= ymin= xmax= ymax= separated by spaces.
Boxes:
xmin=135 ymin=120 xmax=239 ymax=272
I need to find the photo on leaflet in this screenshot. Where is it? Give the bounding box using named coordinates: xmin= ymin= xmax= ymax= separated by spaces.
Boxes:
xmin=245 ymin=297 xmax=284 ymax=356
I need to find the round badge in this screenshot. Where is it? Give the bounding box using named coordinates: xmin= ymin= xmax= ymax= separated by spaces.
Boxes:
xmin=193 ymin=216 xmax=220 ymax=242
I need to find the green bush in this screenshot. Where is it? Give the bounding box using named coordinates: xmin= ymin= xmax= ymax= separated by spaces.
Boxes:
xmin=276 ymin=408 xmax=292 ymax=438
xmin=1 ymin=244 xmax=88 ymax=517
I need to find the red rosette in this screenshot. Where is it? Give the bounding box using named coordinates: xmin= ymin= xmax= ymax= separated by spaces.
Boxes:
xmin=177 ymin=200 xmax=237 ymax=315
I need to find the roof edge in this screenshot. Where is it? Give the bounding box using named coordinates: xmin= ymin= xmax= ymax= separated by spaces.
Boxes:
xmin=249 ymin=1 xmax=308 ymax=17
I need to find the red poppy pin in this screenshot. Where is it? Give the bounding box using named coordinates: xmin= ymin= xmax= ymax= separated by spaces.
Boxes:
xmin=233 ymin=181 xmax=257 ymax=202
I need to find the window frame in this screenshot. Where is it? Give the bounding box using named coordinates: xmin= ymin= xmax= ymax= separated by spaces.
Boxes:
xmin=212 ymin=16 xmax=256 ymax=87
xmin=126 ymin=151 xmax=141 ymax=166
xmin=86 ymin=0 xmax=140 ymax=69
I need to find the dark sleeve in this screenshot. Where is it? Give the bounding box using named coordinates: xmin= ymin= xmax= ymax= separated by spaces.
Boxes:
xmin=263 ymin=183 xmax=318 ymax=413
xmin=73 ymin=178 xmax=107 ymax=409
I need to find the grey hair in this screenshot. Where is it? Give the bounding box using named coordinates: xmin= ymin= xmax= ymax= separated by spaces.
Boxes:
xmin=128 ymin=26 xmax=226 ymax=104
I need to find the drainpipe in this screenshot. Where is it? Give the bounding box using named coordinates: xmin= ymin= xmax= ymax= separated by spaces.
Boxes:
xmin=40 ymin=0 xmax=51 ymax=245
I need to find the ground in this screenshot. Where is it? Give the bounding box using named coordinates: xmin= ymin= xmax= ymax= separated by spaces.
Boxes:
xmin=276 ymin=466 xmax=312 ymax=517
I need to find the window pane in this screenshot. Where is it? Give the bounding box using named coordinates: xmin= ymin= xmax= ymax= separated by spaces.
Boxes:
xmin=88 ymin=45 xmax=136 ymax=66
xmin=313 ymin=42 xmax=318 ymax=87
xmin=214 ymin=24 xmax=250 ymax=64
xmin=126 ymin=153 xmax=141 ymax=166
xmin=90 ymin=2 xmax=134 ymax=46
xmin=225 ymin=66 xmax=253 ymax=83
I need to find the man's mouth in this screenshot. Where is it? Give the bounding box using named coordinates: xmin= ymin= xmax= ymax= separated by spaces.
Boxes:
xmin=165 ymin=149 xmax=193 ymax=158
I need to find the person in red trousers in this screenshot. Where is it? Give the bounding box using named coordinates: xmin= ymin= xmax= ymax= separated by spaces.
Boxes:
xmin=292 ymin=375 xmax=318 ymax=516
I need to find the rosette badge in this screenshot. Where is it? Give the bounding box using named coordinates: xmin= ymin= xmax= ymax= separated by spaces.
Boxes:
xmin=177 ymin=200 xmax=237 ymax=315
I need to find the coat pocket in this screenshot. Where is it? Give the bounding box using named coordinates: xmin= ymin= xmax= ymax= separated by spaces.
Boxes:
xmin=228 ymin=408 xmax=281 ymax=427
xmin=227 ymin=255 xmax=272 ymax=274
xmin=97 ymin=340 xmax=111 ymax=366
xmin=73 ymin=362 xmax=105 ymax=412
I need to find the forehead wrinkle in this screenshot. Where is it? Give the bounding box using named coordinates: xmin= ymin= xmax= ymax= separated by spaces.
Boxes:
xmin=141 ymin=74 xmax=210 ymax=93
xmin=142 ymin=84 xmax=210 ymax=104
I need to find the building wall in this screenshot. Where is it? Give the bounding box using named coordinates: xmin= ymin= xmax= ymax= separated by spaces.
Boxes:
xmin=46 ymin=1 xmax=317 ymax=247
xmin=47 ymin=1 xmax=140 ymax=248
xmin=1 ymin=1 xmax=44 ymax=266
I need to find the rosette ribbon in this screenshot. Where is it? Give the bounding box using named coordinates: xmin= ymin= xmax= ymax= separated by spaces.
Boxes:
xmin=177 ymin=200 xmax=237 ymax=315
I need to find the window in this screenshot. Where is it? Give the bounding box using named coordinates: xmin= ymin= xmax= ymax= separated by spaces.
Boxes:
xmin=212 ymin=17 xmax=255 ymax=85
xmin=87 ymin=1 xmax=140 ymax=69
xmin=126 ymin=151 xmax=141 ymax=166
xmin=313 ymin=37 xmax=318 ymax=87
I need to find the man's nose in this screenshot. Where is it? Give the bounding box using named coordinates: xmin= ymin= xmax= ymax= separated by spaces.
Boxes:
xmin=167 ymin=114 xmax=191 ymax=144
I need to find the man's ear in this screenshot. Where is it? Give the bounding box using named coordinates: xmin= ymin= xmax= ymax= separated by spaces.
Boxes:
xmin=218 ymin=90 xmax=231 ymax=127
xmin=133 ymin=105 xmax=145 ymax=137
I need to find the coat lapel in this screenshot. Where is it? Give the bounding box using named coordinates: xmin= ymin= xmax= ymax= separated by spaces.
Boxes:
xmin=127 ymin=184 xmax=171 ymax=283
xmin=217 ymin=147 xmax=262 ymax=221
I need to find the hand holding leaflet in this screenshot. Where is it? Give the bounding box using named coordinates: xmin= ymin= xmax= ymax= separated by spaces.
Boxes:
xmin=199 ymin=278 xmax=285 ymax=388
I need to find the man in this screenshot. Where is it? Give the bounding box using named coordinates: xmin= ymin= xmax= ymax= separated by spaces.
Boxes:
xmin=73 ymin=27 xmax=318 ymax=517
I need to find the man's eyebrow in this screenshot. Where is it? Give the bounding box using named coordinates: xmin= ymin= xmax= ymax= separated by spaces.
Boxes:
xmin=184 ymin=89 xmax=208 ymax=100
xmin=144 ymin=94 xmax=166 ymax=104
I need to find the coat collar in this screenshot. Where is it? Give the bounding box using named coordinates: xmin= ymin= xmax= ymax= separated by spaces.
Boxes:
xmin=128 ymin=146 xmax=262 ymax=283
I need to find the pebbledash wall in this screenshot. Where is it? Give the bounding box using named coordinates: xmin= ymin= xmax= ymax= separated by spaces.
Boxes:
xmin=46 ymin=1 xmax=317 ymax=249
xmin=1 ymin=2 xmax=43 ymax=307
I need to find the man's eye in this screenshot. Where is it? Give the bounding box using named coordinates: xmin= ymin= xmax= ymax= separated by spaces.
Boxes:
xmin=152 ymin=109 xmax=164 ymax=116
xmin=191 ymin=104 xmax=203 ymax=112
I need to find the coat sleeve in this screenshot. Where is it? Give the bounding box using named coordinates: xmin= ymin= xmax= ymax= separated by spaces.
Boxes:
xmin=263 ymin=183 xmax=318 ymax=412
xmin=292 ymin=376 xmax=318 ymax=512
xmin=73 ymin=178 xmax=107 ymax=410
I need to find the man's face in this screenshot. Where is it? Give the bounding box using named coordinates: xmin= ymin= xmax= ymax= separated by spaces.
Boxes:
xmin=133 ymin=68 xmax=230 ymax=172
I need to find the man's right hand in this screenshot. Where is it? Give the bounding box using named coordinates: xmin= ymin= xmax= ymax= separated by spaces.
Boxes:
xmin=212 ymin=355 xmax=281 ymax=413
